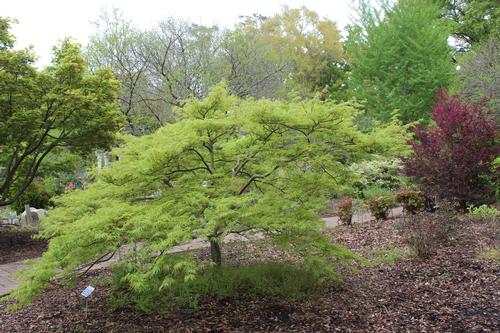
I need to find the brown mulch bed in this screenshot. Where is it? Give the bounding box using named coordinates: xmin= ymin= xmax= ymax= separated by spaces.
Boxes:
xmin=0 ymin=228 xmax=47 ymax=265
xmin=0 ymin=217 xmax=498 ymax=332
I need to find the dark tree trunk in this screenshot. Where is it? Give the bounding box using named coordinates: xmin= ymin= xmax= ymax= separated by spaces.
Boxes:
xmin=210 ymin=238 xmax=222 ymax=267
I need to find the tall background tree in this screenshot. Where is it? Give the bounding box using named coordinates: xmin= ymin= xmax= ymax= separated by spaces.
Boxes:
xmin=239 ymin=7 xmax=346 ymax=97
xmin=439 ymin=0 xmax=500 ymax=52
xmin=85 ymin=7 xmax=348 ymax=134
xmin=346 ymin=0 xmax=455 ymax=123
xmin=141 ymin=19 xmax=222 ymax=107
xmin=0 ymin=18 xmax=123 ymax=207
xmin=454 ymin=38 xmax=499 ymax=123
xmin=219 ymin=26 xmax=290 ymax=99
xmin=86 ymin=9 xmax=158 ymax=135
xmin=86 ymin=9 xmax=289 ymax=134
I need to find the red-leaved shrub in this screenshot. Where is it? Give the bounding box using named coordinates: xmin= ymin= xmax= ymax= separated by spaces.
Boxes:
xmin=403 ymin=92 xmax=499 ymax=210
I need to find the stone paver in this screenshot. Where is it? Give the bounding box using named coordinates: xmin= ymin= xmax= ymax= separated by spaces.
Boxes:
xmin=0 ymin=207 xmax=403 ymax=297
xmin=0 ymin=261 xmax=29 ymax=297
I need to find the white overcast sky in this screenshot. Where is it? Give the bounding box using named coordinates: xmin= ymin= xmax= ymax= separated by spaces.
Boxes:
xmin=3 ymin=0 xmax=355 ymax=67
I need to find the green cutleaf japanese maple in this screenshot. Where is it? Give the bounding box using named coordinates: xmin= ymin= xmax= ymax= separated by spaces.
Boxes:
xmin=11 ymin=83 xmax=408 ymax=308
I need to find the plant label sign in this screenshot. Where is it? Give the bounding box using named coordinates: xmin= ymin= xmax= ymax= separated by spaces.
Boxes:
xmin=81 ymin=286 xmax=95 ymax=298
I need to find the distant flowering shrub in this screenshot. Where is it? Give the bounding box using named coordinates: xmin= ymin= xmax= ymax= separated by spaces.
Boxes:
xmin=350 ymin=158 xmax=406 ymax=195
xmin=403 ymin=92 xmax=499 ymax=210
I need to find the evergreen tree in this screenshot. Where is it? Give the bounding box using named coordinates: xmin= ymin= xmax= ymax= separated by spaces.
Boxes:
xmin=346 ymin=0 xmax=455 ymax=123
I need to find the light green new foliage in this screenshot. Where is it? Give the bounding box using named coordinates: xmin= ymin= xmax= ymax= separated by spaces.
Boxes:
xmin=467 ymin=204 xmax=499 ymax=220
xmin=12 ymin=83 xmax=408 ymax=308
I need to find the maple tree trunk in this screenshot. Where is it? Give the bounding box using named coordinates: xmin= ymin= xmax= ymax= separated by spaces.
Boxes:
xmin=210 ymin=238 xmax=222 ymax=267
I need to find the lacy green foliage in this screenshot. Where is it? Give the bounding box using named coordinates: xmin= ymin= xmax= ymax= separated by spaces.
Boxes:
xmin=111 ymin=258 xmax=336 ymax=311
xmin=365 ymin=195 xmax=396 ymax=220
xmin=337 ymin=197 xmax=353 ymax=225
xmin=350 ymin=157 xmax=409 ymax=197
xmin=395 ymin=189 xmax=426 ymax=215
xmin=355 ymin=118 xmax=413 ymax=157
xmin=11 ymin=83 xmax=407 ymax=308
xmin=467 ymin=204 xmax=499 ymax=220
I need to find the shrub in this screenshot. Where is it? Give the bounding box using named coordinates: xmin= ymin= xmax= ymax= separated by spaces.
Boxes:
xmin=337 ymin=197 xmax=353 ymax=225
xmin=403 ymin=92 xmax=499 ymax=210
xmin=398 ymin=202 xmax=462 ymax=258
xmin=12 ymin=180 xmax=53 ymax=213
xmin=395 ymin=189 xmax=426 ymax=214
xmin=467 ymin=204 xmax=499 ymax=221
xmin=0 ymin=207 xmax=17 ymax=219
xmin=365 ymin=195 xmax=395 ymax=220
xmin=350 ymin=158 xmax=407 ymax=196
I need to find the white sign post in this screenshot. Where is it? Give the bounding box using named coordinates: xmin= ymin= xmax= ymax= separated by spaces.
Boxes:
xmin=80 ymin=286 xmax=95 ymax=318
